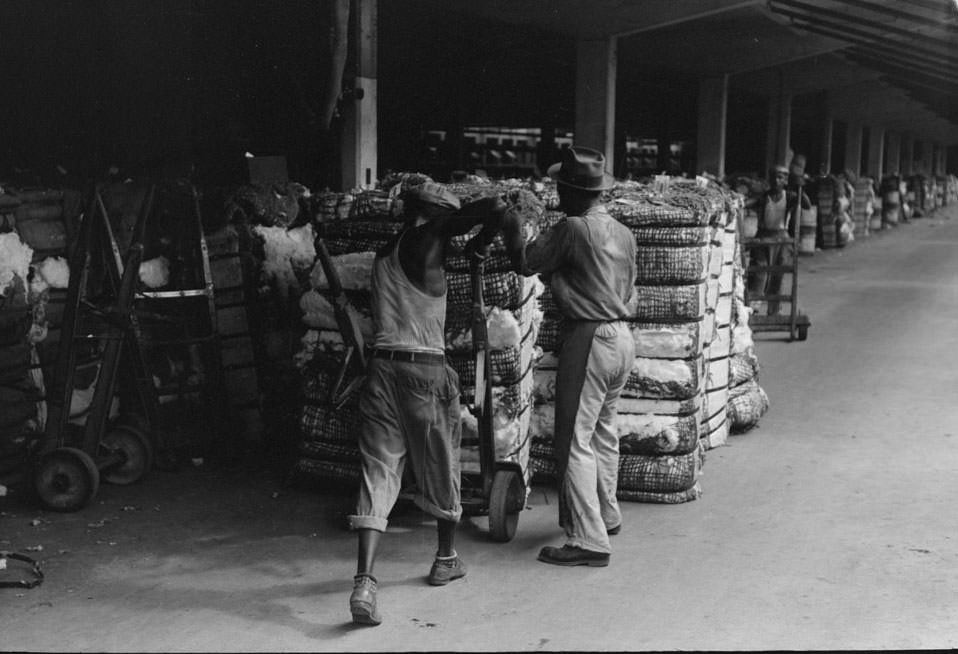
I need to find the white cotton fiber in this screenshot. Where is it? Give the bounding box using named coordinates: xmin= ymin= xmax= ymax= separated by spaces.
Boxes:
xmin=299 ymin=290 xmax=338 ymax=330
xmin=254 ymin=224 xmax=316 ymax=297
xmin=616 ymin=413 xmax=681 ymax=451
xmin=139 ymin=256 xmax=170 ymax=289
xmin=530 ymin=403 xmax=555 ymax=440
xmin=460 ymin=406 xmax=479 ymax=443
xmin=630 ymin=323 xmax=698 ymax=358
xmin=37 ymin=257 xmax=70 ymax=289
xmin=0 ymin=232 xmax=33 ymax=294
xmin=630 ymin=357 xmax=695 ymax=384
xmin=486 ymin=307 xmax=521 ymax=349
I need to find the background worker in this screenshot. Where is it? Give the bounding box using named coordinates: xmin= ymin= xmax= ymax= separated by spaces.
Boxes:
xmin=747 ymin=164 xmax=810 ymax=316
xmin=502 ymin=145 xmax=637 ymax=567
xmin=347 ymin=182 xmax=507 ymax=626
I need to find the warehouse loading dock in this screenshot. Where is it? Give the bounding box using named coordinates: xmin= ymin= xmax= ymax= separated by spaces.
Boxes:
xmin=1 ymin=0 xmax=958 ymax=650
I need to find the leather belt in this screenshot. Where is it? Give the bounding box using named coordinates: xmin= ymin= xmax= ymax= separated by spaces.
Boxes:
xmin=371 ymin=349 xmax=446 ymax=365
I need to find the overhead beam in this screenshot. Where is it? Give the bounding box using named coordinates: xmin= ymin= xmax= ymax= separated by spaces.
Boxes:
xmin=845 ymin=49 xmax=958 ymax=86
xmin=847 ymin=51 xmax=958 ymax=89
xmin=898 ymin=0 xmax=958 ymax=18
xmin=612 ymin=0 xmax=762 ymax=38
xmin=789 ymin=19 xmax=958 ymax=70
xmin=769 ymin=0 xmax=958 ymax=52
xmin=835 ymin=0 xmax=958 ymax=31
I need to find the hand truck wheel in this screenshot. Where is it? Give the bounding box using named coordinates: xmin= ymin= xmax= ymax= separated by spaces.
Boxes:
xmin=488 ymin=468 xmax=524 ymax=542
xmin=33 ymin=447 xmax=100 ymax=512
xmin=100 ymin=425 xmax=153 ymax=485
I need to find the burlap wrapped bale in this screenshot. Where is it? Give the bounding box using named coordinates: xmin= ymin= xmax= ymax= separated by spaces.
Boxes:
xmin=299 ymin=440 xmax=361 ymax=463
xmin=617 ymin=483 xmax=702 ymax=504
xmin=606 ymin=197 xmax=706 ymax=227
xmin=617 ymin=444 xmax=705 ymax=493
xmin=445 ymin=270 xmax=529 ymax=312
xmin=728 ymin=379 xmax=769 ymax=433
xmin=634 ymin=246 xmax=710 ymax=284
xmin=629 ymin=322 xmax=707 ymax=359
xmin=631 ymin=282 xmax=708 ymax=322
xmin=729 ymin=350 xmax=760 ymax=387
xmin=629 ymin=225 xmax=711 ymax=246
xmin=293 ymin=458 xmax=361 ymax=485
xmin=622 ymin=356 xmax=703 ymax=400
xmin=618 ymin=411 xmax=700 ymax=455
xmin=300 ymin=401 xmax=363 ymax=444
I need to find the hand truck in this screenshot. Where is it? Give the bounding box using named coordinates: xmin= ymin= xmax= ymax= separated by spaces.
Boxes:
xmin=33 ymin=185 xmax=160 ymax=511
xmin=459 ymin=248 xmax=525 ymax=542
xmin=743 ymin=185 xmax=811 ymax=342
xmin=33 ymin=181 xmax=227 ymax=511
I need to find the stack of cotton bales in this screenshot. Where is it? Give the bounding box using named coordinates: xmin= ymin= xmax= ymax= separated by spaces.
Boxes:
xmin=530 ymin=180 xmax=736 ymax=503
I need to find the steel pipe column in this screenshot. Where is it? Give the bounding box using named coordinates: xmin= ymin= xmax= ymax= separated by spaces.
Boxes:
xmin=696 ymin=75 xmax=729 ymax=179
xmin=844 ymin=120 xmax=863 ymax=176
xmin=866 ymin=125 xmax=885 ymax=181
xmin=340 ymin=0 xmax=378 ymax=189
xmin=766 ymin=88 xmax=793 ymax=171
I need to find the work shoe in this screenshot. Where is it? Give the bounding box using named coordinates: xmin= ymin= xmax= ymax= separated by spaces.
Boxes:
xmin=427 ymin=555 xmax=467 ymax=586
xmin=537 ymin=545 xmax=610 ymax=567
xmin=349 ymin=574 xmax=382 ymax=626
xmin=607 ymin=524 xmax=621 ymax=536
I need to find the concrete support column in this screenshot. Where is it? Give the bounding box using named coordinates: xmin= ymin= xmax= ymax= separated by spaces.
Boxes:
xmin=919 ymin=141 xmax=934 ymax=176
xmin=885 ymin=132 xmax=901 ymax=177
xmin=901 ymin=137 xmax=914 ymax=176
xmin=340 ymin=0 xmax=378 ymax=189
xmin=844 ymin=121 xmax=863 ymax=177
xmin=574 ymin=37 xmax=618 ymax=168
xmin=766 ymin=90 xmax=793 ymax=172
xmin=866 ymin=126 xmax=885 ymax=181
xmin=696 ymin=75 xmax=728 ymax=179
xmin=820 ymin=116 xmax=834 ymax=175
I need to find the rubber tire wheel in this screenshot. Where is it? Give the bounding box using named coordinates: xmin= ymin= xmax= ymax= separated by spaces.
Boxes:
xmin=100 ymin=426 xmax=153 ymax=485
xmin=34 ymin=447 xmax=100 ymax=512
xmin=488 ymin=469 xmax=524 ymax=542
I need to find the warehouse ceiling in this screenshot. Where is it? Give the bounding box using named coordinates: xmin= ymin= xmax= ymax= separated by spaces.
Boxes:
xmin=426 ymin=0 xmax=958 ymax=144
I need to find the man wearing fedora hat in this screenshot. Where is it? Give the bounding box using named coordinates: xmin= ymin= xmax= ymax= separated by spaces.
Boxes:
xmin=502 ymin=146 xmax=637 ymax=567
xmin=347 ymin=182 xmax=508 ymax=625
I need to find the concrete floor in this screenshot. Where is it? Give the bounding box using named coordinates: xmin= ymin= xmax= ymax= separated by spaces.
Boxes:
xmin=3 ymin=203 xmax=958 ymax=652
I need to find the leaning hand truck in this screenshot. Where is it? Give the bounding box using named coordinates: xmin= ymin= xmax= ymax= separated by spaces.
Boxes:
xmin=32 ymin=186 xmax=162 ymax=511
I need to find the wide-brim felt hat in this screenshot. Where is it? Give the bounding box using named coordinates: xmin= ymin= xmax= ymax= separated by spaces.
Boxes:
xmin=547 ymin=146 xmax=614 ymax=191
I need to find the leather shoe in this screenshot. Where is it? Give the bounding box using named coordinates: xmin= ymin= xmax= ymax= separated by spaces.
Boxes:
xmin=349 ymin=574 xmax=382 ymax=626
xmin=607 ymin=524 xmax=621 ymax=536
xmin=428 ymin=555 xmax=467 ymax=586
xmin=537 ymin=545 xmax=609 ymax=567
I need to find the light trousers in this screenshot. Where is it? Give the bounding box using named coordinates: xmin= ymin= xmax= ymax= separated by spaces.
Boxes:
xmin=554 ymin=320 xmax=634 ymax=554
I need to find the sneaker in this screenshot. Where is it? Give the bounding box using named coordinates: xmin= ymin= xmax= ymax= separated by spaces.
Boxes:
xmin=427 ymin=555 xmax=467 ymax=586
xmin=537 ymin=545 xmax=610 ymax=567
xmin=349 ymin=574 xmax=382 ymax=626
xmin=606 ymin=524 xmax=621 ymax=536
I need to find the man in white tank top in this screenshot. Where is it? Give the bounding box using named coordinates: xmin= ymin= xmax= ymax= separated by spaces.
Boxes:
xmin=348 ymin=182 xmax=508 ymax=626
xmin=747 ymin=164 xmax=807 ymax=315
